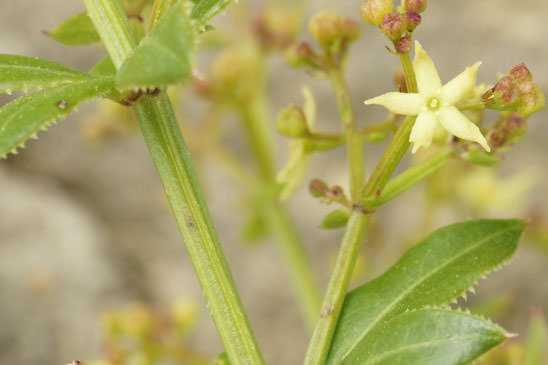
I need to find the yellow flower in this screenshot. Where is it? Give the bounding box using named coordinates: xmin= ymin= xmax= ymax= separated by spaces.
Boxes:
xmin=364 ymin=41 xmax=490 ymax=153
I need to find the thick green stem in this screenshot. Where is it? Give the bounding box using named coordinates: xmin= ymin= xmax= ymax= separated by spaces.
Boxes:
xmin=304 ymin=211 xmax=369 ymax=365
xmin=82 ymin=1 xmax=263 ymax=363
xmin=134 ymin=94 xmax=264 ymax=364
xmin=82 ymin=0 xmax=137 ymax=68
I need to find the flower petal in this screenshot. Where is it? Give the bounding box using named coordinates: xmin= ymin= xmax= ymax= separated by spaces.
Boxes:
xmin=364 ymin=92 xmax=425 ymax=115
xmin=413 ymin=41 xmax=442 ymax=96
xmin=409 ymin=111 xmax=437 ymax=153
xmin=438 ymin=106 xmax=491 ymax=151
xmin=440 ymin=62 xmax=482 ymax=105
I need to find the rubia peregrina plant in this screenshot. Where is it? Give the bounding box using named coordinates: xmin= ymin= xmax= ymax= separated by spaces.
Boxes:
xmin=0 ymin=0 xmax=545 ymax=364
xmin=278 ymin=0 xmax=544 ymax=364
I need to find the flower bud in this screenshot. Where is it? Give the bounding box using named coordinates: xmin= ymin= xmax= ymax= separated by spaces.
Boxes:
xmin=396 ymin=36 xmax=412 ymax=54
xmin=509 ymin=62 xmax=533 ymax=82
xmin=516 ymin=81 xmax=545 ymax=115
xmin=276 ymin=105 xmax=309 ymax=138
xmin=493 ymin=76 xmax=519 ymax=106
xmin=285 ymin=42 xmax=316 ymax=67
xmin=380 ymin=13 xmax=406 ymax=41
xmin=360 ymin=0 xmax=394 ymax=26
xmin=309 ymin=11 xmax=344 ymax=46
xmin=342 ymin=18 xmax=361 ymax=41
xmin=254 ymin=5 xmax=300 ymax=50
xmin=309 ymin=179 xmax=329 ymax=197
xmin=404 ymin=0 xmax=427 ymax=13
xmin=405 ymin=12 xmax=422 ymax=32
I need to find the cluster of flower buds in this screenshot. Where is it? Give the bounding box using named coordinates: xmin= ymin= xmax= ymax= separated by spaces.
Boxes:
xmin=309 ymin=179 xmax=350 ymax=206
xmin=482 ymin=63 xmax=545 ymax=116
xmin=360 ymin=0 xmax=427 ymax=53
xmin=253 ymin=5 xmax=300 ymax=51
xmin=285 ymin=12 xmax=360 ymax=70
xmin=276 ymin=104 xmax=310 ymax=138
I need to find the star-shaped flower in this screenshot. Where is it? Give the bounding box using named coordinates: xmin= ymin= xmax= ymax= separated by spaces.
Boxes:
xmin=364 ymin=41 xmax=490 ymax=153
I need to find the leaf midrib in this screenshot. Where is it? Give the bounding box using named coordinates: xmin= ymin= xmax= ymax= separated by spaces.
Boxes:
xmin=341 ymin=224 xmax=519 ymax=360
xmin=0 ymin=63 xmax=89 ymax=78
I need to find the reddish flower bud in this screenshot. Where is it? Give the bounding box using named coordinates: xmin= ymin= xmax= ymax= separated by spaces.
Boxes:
xmin=285 ymin=42 xmax=316 ymax=67
xmin=493 ymin=76 xmax=519 ymax=106
xmin=516 ymin=81 xmax=546 ymax=115
xmin=405 ymin=12 xmax=422 ymax=32
xmin=508 ymin=62 xmax=532 ymax=82
xmin=396 ymin=36 xmax=413 ymax=54
xmin=360 ymin=0 xmax=394 ymax=26
xmin=342 ymin=18 xmax=361 ymax=41
xmin=309 ymin=179 xmax=329 ymax=198
xmin=404 ymin=0 xmax=427 ymax=13
xmin=380 ymin=13 xmax=406 ymax=41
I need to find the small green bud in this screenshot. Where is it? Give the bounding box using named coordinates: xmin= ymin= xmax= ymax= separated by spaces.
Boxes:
xmin=380 ymin=12 xmax=406 ymax=41
xmin=309 ymin=11 xmax=344 ymax=46
xmin=322 ymin=208 xmax=350 ymax=229
xmin=360 ymin=0 xmax=394 ymax=26
xmin=276 ymin=105 xmax=309 ymax=138
xmin=404 ymin=0 xmax=427 ymax=13
xmin=309 ymin=179 xmax=329 ymax=198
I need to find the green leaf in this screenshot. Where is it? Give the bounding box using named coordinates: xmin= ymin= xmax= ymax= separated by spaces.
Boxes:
xmin=190 ymin=0 xmax=232 ymax=26
xmin=0 ymin=77 xmax=114 ymax=157
xmin=47 ymin=12 xmax=100 ymax=46
xmin=327 ymin=219 xmax=524 ymax=364
xmin=322 ymin=209 xmax=350 ymax=229
xmin=343 ymin=308 xmax=507 ymax=365
xmin=0 ymin=54 xmax=91 ymax=94
xmin=115 ymin=0 xmax=194 ymax=91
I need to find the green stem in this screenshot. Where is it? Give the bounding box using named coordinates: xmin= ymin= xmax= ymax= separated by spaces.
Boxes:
xmin=361 ymin=52 xmax=419 ymax=198
xmin=329 ymin=68 xmax=365 ymax=202
xmin=303 ymin=66 xmax=368 ymax=365
xmin=304 ymin=211 xmax=369 ymax=365
xmin=82 ymin=1 xmax=263 ymax=363
xmin=456 ymin=98 xmax=487 ymax=110
xmin=82 ymin=0 xmax=137 ymax=68
xmin=134 ymin=94 xmax=264 ymax=364
xmin=363 ymin=148 xmax=453 ymax=208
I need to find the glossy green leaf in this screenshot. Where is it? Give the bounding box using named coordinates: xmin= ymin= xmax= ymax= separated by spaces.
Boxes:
xmin=0 ymin=77 xmax=114 ymax=157
xmin=115 ymin=0 xmax=194 ymax=91
xmin=190 ymin=0 xmax=232 ymax=26
xmin=343 ymin=308 xmax=507 ymax=364
xmin=47 ymin=12 xmax=100 ymax=46
xmin=322 ymin=209 xmax=350 ymax=229
xmin=327 ymin=219 xmax=524 ymax=364
xmin=0 ymin=54 xmax=91 ymax=94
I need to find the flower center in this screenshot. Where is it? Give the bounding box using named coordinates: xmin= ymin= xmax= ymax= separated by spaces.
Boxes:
xmin=427 ymin=97 xmax=441 ymax=111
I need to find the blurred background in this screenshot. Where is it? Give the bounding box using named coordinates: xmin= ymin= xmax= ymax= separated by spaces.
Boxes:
xmin=1 ymin=0 xmax=547 ymax=364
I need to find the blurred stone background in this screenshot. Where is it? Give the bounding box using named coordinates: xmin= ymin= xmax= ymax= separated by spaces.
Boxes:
xmin=0 ymin=0 xmax=547 ymax=364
